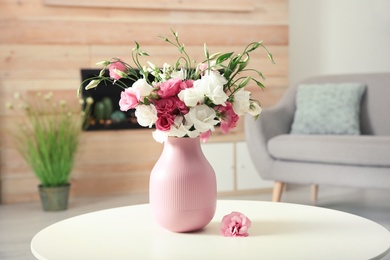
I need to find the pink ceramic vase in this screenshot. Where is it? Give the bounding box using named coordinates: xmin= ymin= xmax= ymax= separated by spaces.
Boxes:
xmin=149 ymin=137 xmax=217 ymax=232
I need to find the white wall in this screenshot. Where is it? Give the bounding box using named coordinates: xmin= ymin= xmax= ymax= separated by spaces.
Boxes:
xmin=289 ymin=0 xmax=390 ymax=85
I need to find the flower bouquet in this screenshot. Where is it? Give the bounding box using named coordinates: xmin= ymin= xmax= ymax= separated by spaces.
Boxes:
xmin=80 ymin=30 xmax=274 ymax=143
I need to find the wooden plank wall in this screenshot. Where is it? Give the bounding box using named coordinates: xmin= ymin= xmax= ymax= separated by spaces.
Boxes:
xmin=0 ymin=0 xmax=288 ymax=203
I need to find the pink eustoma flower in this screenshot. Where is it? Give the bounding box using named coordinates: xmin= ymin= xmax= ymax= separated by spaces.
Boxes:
xmin=119 ymin=89 xmax=139 ymax=111
xmin=221 ymin=211 xmax=251 ymax=237
xmin=216 ymin=102 xmax=239 ymax=134
xmin=180 ymin=79 xmax=194 ymax=90
xmin=109 ymin=59 xmax=127 ymax=80
xmin=155 ymin=113 xmax=175 ymax=131
xmin=200 ymin=130 xmax=212 ymax=143
xmin=155 ymin=97 xmax=189 ymax=115
xmin=157 ymin=78 xmax=182 ymax=98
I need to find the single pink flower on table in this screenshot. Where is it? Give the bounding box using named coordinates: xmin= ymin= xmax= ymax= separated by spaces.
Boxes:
xmin=109 ymin=59 xmax=127 ymax=80
xmin=119 ymin=88 xmax=140 ymax=111
xmin=221 ymin=211 xmax=251 ymax=237
xmin=216 ymin=102 xmax=239 ymax=134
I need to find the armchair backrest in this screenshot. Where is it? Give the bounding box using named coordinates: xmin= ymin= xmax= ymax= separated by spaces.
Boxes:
xmin=280 ymin=72 xmax=390 ymax=135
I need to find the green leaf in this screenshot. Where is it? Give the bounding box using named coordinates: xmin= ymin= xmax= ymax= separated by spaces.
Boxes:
xmin=133 ymin=41 xmax=140 ymax=51
xmin=238 ymin=61 xmax=248 ymax=71
xmin=208 ymin=52 xmax=222 ymax=60
xmin=143 ymin=97 xmax=150 ymax=105
xmin=216 ymin=52 xmax=234 ymax=64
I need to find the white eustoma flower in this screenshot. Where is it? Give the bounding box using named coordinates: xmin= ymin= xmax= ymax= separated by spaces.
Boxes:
xmin=132 ymin=78 xmax=154 ymax=98
xmin=232 ymin=88 xmax=251 ymax=116
xmin=146 ymin=62 xmax=159 ymax=77
xmin=248 ymin=101 xmax=262 ymax=116
xmin=152 ymin=130 xmax=169 ymax=143
xmin=168 ymin=116 xmax=189 ymax=138
xmin=168 ymin=115 xmax=202 ymax=138
xmin=135 ymin=104 xmax=158 ymax=128
xmin=170 ymin=68 xmax=187 ymax=80
xmin=196 ymin=72 xmax=228 ymax=105
xmin=159 ymin=63 xmax=173 ymax=82
xmin=185 ymin=104 xmax=219 ymax=133
xmin=178 ymin=87 xmax=204 ymax=107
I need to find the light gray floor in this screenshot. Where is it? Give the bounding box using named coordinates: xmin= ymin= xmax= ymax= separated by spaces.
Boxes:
xmin=1 ymin=185 xmax=390 ymax=260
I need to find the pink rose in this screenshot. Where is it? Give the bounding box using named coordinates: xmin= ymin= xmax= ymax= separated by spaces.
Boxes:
xmin=200 ymin=130 xmax=212 ymax=143
xmin=221 ymin=211 xmax=251 ymax=237
xmin=155 ymin=113 xmax=175 ymax=131
xmin=119 ymin=88 xmax=139 ymax=111
xmin=109 ymin=59 xmax=127 ymax=80
xmin=157 ymin=78 xmax=182 ymax=98
xmin=216 ymin=102 xmax=239 ymax=134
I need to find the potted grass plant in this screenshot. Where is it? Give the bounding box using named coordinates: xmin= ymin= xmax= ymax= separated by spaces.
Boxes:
xmin=8 ymin=92 xmax=93 ymax=211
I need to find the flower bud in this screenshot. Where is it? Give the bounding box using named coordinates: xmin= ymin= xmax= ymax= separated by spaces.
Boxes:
xmin=6 ymin=102 xmax=13 ymax=110
xmin=85 ymin=79 xmax=101 ymax=90
xmin=86 ymin=97 xmax=94 ymax=105
xmin=147 ymin=61 xmax=157 ymax=70
xmin=204 ymin=43 xmax=209 ymax=58
xmin=113 ymin=68 xmax=128 ymax=78
xmin=96 ymin=60 xmax=110 ymax=66
xmin=239 ymin=76 xmax=251 ymax=88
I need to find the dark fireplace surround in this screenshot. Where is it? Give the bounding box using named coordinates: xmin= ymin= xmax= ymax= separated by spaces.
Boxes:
xmin=81 ymin=69 xmax=147 ymax=131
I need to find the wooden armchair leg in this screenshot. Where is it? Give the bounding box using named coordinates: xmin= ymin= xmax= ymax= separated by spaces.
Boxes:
xmin=272 ymin=181 xmax=285 ymax=202
xmin=311 ymin=184 xmax=319 ymax=205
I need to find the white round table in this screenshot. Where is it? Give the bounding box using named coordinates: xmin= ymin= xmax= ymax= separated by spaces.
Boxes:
xmin=31 ymin=200 xmax=390 ymax=260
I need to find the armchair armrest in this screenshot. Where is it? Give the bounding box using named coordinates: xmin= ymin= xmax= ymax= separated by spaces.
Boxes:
xmin=244 ymin=103 xmax=295 ymax=179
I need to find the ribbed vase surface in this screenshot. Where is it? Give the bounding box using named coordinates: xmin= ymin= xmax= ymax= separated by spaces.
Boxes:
xmin=149 ymin=137 xmax=217 ymax=232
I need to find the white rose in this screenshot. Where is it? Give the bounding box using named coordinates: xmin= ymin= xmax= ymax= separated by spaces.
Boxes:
xmin=135 ymin=104 xmax=158 ymax=128
xmin=196 ymin=72 xmax=228 ymax=105
xmin=185 ymin=104 xmax=219 ymax=133
xmin=132 ymin=78 xmax=154 ymax=98
xmin=178 ymin=87 xmax=204 ymax=107
xmin=249 ymin=101 xmax=262 ymax=117
xmin=232 ymin=88 xmax=251 ymax=116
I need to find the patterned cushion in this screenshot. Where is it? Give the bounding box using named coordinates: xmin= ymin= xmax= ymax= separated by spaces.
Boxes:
xmin=290 ymin=83 xmax=366 ymax=135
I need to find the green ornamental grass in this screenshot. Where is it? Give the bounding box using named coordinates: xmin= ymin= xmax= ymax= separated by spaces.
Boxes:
xmin=10 ymin=93 xmax=92 ymax=187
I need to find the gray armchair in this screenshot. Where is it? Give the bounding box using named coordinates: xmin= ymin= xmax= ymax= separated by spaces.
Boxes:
xmin=245 ymin=73 xmax=390 ymax=202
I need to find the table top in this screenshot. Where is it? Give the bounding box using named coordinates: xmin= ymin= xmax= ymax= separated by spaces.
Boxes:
xmin=31 ymin=200 xmax=390 ymax=260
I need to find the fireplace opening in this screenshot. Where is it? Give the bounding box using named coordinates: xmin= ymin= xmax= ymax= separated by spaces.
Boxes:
xmin=80 ymin=69 xmax=152 ymax=131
